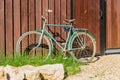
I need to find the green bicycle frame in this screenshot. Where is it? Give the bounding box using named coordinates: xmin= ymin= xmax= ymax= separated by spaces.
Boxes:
xmin=36 ymin=19 xmax=73 ymax=51
xmin=35 ymin=18 xmax=96 ymax=52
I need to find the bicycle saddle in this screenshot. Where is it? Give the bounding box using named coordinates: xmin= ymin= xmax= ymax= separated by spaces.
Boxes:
xmin=64 ymin=19 xmax=76 ymax=24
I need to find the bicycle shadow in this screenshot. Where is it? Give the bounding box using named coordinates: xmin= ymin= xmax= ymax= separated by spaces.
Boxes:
xmin=90 ymin=56 xmax=101 ymax=63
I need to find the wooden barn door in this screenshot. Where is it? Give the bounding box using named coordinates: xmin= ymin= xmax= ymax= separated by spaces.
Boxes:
xmin=106 ymin=0 xmax=120 ymax=52
xmin=74 ymin=0 xmax=100 ymax=53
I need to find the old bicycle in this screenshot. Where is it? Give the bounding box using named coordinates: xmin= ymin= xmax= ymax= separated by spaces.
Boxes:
xmin=16 ymin=9 xmax=96 ymax=62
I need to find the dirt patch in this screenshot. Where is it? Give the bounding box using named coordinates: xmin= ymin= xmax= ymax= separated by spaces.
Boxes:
xmin=66 ymin=54 xmax=120 ymax=80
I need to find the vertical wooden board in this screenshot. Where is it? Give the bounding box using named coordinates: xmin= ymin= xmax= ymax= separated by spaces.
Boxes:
xmin=80 ymin=0 xmax=85 ymax=28
xmin=74 ymin=0 xmax=84 ymax=28
xmin=36 ymin=0 xmax=42 ymax=45
xmin=74 ymin=0 xmax=80 ymax=20
xmin=21 ymin=0 xmax=28 ymax=33
xmin=66 ymin=0 xmax=71 ymax=19
xmin=48 ymin=0 xmax=55 ymax=35
xmin=29 ymin=0 xmax=35 ymax=31
xmin=106 ymin=0 xmax=112 ymax=48
xmin=21 ymin=0 xmax=29 ymax=52
xmin=29 ymin=0 xmax=35 ymax=45
xmin=83 ymin=0 xmax=88 ymax=29
xmin=36 ymin=0 xmax=42 ymax=30
xmin=94 ymin=0 xmax=100 ymax=53
xmin=111 ymin=0 xmax=118 ymax=48
xmin=55 ymin=0 xmax=61 ymax=41
xmin=117 ymin=0 xmax=120 ymax=47
xmin=42 ymin=0 xmax=48 ymax=16
xmin=61 ymin=0 xmax=67 ymax=41
xmin=14 ymin=0 xmax=20 ymax=52
xmin=0 ymin=0 xmax=4 ymax=52
xmin=5 ymin=0 xmax=13 ymax=55
xmin=61 ymin=0 xmax=66 ymax=22
xmin=87 ymin=0 xmax=93 ymax=31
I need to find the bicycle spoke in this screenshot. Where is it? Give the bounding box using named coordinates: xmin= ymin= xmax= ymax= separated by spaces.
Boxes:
xmin=84 ymin=33 xmax=87 ymax=46
xmin=76 ymin=36 xmax=83 ymax=47
xmin=86 ymin=39 xmax=93 ymax=47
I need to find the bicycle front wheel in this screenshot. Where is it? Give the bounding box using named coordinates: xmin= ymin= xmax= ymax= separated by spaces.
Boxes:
xmin=69 ymin=31 xmax=96 ymax=63
xmin=16 ymin=31 xmax=53 ymax=60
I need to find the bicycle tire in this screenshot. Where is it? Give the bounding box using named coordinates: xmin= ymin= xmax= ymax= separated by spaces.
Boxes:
xmin=16 ymin=31 xmax=53 ymax=60
xmin=69 ymin=31 xmax=96 ymax=63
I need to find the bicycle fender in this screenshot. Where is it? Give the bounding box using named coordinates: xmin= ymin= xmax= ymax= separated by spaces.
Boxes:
xmin=76 ymin=29 xmax=96 ymax=42
xmin=68 ymin=30 xmax=96 ymax=49
xmin=68 ymin=32 xmax=78 ymax=49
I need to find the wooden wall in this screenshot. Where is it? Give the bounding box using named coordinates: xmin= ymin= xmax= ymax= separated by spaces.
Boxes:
xmin=74 ymin=0 xmax=100 ymax=53
xmin=106 ymin=0 xmax=120 ymax=49
xmin=0 ymin=0 xmax=71 ymax=56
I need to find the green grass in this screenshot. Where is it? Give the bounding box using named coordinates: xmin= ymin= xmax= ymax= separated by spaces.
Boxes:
xmin=0 ymin=52 xmax=87 ymax=75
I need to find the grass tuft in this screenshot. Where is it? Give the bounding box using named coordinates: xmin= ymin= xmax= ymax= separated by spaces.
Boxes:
xmin=0 ymin=52 xmax=87 ymax=75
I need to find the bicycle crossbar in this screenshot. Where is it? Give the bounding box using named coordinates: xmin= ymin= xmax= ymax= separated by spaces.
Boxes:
xmin=46 ymin=24 xmax=71 ymax=27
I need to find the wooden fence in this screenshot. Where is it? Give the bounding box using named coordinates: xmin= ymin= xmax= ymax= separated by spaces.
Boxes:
xmin=0 ymin=0 xmax=71 ymax=56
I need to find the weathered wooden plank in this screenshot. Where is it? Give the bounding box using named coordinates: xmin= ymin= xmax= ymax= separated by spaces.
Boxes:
xmin=83 ymin=0 xmax=88 ymax=29
xmin=36 ymin=0 xmax=42 ymax=30
xmin=21 ymin=0 xmax=29 ymax=52
xmin=0 ymin=0 xmax=4 ymax=53
xmin=74 ymin=0 xmax=84 ymax=28
xmin=111 ymin=0 xmax=118 ymax=48
xmin=48 ymin=0 xmax=55 ymax=35
xmin=55 ymin=0 xmax=61 ymax=41
xmin=29 ymin=0 xmax=35 ymax=47
xmin=5 ymin=0 xmax=13 ymax=55
xmin=42 ymin=0 xmax=48 ymax=16
xmin=36 ymin=0 xmax=42 ymax=46
xmin=29 ymin=0 xmax=35 ymax=31
xmin=106 ymin=0 xmax=112 ymax=48
xmin=61 ymin=0 xmax=67 ymax=42
xmin=66 ymin=0 xmax=71 ymax=19
xmin=14 ymin=0 xmax=20 ymax=52
xmin=94 ymin=0 xmax=100 ymax=53
xmin=117 ymin=0 xmax=120 ymax=48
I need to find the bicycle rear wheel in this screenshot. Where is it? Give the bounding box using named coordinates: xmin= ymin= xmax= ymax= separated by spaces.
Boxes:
xmin=16 ymin=31 xmax=53 ymax=60
xmin=69 ymin=31 xmax=96 ymax=63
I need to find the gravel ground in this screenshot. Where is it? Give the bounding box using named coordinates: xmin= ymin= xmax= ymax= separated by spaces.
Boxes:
xmin=66 ymin=54 xmax=120 ymax=80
